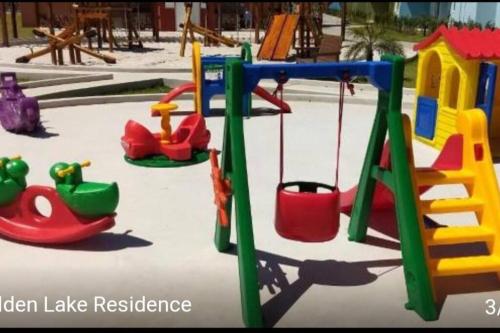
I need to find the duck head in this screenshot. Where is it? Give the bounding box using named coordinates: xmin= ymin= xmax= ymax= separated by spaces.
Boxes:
xmin=50 ymin=162 xmax=83 ymax=186
xmin=0 ymin=157 xmax=29 ymax=188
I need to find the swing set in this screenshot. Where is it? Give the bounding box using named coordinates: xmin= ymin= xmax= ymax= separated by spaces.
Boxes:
xmin=209 ymin=55 xmax=447 ymax=327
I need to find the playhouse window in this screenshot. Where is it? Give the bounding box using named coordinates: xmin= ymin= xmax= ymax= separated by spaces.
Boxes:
xmin=446 ymin=67 xmax=460 ymax=109
xmin=422 ymin=51 xmax=441 ymax=99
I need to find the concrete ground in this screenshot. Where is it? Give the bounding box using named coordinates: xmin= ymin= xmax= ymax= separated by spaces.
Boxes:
xmin=1 ymin=96 xmax=500 ymax=327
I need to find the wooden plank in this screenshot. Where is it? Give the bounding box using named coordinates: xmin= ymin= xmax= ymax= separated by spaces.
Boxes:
xmin=316 ymin=34 xmax=341 ymax=62
xmin=257 ymin=14 xmax=286 ymax=60
xmin=0 ymin=2 xmax=8 ymax=47
xmin=10 ymin=2 xmax=17 ymax=39
xmin=187 ymin=23 xmax=240 ymax=47
xmin=272 ymin=14 xmax=299 ymax=60
xmin=179 ymin=3 xmax=192 ymax=57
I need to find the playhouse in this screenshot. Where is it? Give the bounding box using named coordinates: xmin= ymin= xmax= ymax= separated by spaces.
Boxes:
xmin=413 ymin=25 xmax=500 ymax=156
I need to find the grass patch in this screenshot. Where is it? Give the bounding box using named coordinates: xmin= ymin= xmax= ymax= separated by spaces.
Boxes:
xmin=382 ymin=27 xmax=425 ymax=43
xmin=404 ymin=56 xmax=418 ymax=88
xmin=100 ymin=83 xmax=171 ymax=96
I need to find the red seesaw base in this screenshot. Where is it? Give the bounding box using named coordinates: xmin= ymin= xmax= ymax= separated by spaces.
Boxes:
xmin=0 ymin=186 xmax=115 ymax=244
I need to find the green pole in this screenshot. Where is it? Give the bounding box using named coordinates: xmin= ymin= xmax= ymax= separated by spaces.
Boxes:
xmin=384 ymin=55 xmax=437 ymax=320
xmin=347 ymin=54 xmax=437 ymax=320
xmin=217 ymin=58 xmax=263 ymax=327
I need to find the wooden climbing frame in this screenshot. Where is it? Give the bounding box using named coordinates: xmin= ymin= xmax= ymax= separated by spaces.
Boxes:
xmin=1 ymin=2 xmax=19 ymax=48
xmin=256 ymin=2 xmax=327 ymax=61
xmin=14 ymin=2 xmax=153 ymax=65
xmin=179 ymin=2 xmax=240 ymax=57
xmin=29 ymin=25 xmax=116 ymax=65
xmin=16 ymin=16 xmax=116 ymax=65
xmin=294 ymin=2 xmax=324 ymax=59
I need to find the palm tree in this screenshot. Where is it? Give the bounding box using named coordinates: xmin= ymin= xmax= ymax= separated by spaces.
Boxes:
xmin=345 ymin=24 xmax=405 ymax=61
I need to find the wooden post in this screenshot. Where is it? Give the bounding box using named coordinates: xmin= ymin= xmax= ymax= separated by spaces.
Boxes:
xmin=217 ymin=2 xmax=221 ymax=37
xmin=48 ymin=2 xmax=58 ymax=64
xmin=0 ymin=2 xmax=8 ymax=47
xmin=298 ymin=4 xmax=304 ymax=58
xmin=204 ymin=3 xmax=208 ymax=46
xmin=74 ymin=5 xmax=81 ymax=63
xmin=126 ymin=5 xmax=133 ymax=49
xmin=179 ymin=3 xmax=192 ymax=57
xmin=102 ymin=16 xmax=107 ymax=42
xmin=305 ymin=3 xmax=311 ymax=58
xmin=151 ymin=2 xmax=159 ymax=42
xmin=341 ymin=2 xmax=346 ymax=42
xmin=68 ymin=44 xmax=76 ymax=64
xmin=253 ymin=3 xmax=260 ymax=43
xmin=48 ymin=3 xmax=55 ymax=35
xmin=107 ymin=13 xmax=113 ymax=52
xmin=97 ymin=20 xmax=103 ymax=49
xmin=35 ymin=2 xmax=40 ymax=27
xmin=10 ymin=2 xmax=17 ymax=39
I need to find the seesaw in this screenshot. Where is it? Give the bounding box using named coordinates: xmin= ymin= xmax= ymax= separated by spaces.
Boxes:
xmin=0 ymin=156 xmax=119 ymax=244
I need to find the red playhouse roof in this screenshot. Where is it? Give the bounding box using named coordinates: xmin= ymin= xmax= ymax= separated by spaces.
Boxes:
xmin=413 ymin=25 xmax=500 ymax=60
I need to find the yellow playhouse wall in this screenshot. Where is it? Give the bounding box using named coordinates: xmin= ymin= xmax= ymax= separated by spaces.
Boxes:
xmin=413 ymin=39 xmax=480 ymax=150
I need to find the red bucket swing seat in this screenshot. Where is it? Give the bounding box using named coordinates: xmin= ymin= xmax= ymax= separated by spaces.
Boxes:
xmin=275 ymin=77 xmax=352 ymax=242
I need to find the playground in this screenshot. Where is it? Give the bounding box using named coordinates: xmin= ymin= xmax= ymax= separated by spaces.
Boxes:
xmin=1 ymin=2 xmax=500 ymax=328
xmin=0 ymin=91 xmax=499 ymax=326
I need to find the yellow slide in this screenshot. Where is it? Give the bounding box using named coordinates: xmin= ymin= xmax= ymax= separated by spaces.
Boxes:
xmin=405 ymin=108 xmax=500 ymax=287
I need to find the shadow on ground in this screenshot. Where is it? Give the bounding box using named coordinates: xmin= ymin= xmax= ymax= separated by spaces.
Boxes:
xmin=6 ymin=122 xmax=59 ymax=139
xmin=225 ymin=243 xmax=402 ymax=327
xmin=2 ymin=230 xmax=152 ymax=252
xmin=220 ymin=206 xmax=500 ymax=326
xmin=170 ymin=107 xmax=281 ymax=118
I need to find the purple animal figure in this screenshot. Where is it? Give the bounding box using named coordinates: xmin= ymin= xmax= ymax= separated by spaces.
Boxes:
xmin=0 ymin=72 xmax=40 ymax=133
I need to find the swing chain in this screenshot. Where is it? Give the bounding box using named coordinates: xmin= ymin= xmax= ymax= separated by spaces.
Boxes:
xmin=272 ymin=71 xmax=289 ymax=97
xmin=342 ymin=72 xmax=355 ymax=96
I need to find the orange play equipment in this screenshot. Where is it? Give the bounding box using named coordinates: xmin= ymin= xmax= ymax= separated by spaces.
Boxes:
xmin=122 ymin=102 xmax=210 ymax=162
xmin=257 ymin=14 xmax=299 ymax=61
xmin=209 ymin=149 xmax=231 ymax=227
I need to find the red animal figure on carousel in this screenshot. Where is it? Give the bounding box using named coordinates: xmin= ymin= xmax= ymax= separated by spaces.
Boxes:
xmin=121 ymin=102 xmax=211 ymax=166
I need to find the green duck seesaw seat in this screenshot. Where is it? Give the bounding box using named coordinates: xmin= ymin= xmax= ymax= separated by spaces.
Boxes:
xmin=0 ymin=156 xmax=119 ymax=244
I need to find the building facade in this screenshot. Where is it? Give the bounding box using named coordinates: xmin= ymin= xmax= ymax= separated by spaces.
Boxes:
xmin=395 ymin=2 xmax=500 ymax=27
xmin=449 ymin=2 xmax=500 ymax=27
xmin=394 ymin=2 xmax=451 ymax=19
xmin=18 ymin=2 xmax=258 ymax=32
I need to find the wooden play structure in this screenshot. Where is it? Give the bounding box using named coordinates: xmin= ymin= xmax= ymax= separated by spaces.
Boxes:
xmin=413 ymin=25 xmax=500 ymax=157
xmin=257 ymin=2 xmax=328 ymax=61
xmin=313 ymin=34 xmax=342 ymax=63
xmin=1 ymin=2 xmax=19 ymax=48
xmin=15 ymin=2 xmax=148 ymax=65
xmin=179 ymin=2 xmax=241 ymax=57
xmin=73 ymin=3 xmax=144 ymax=51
